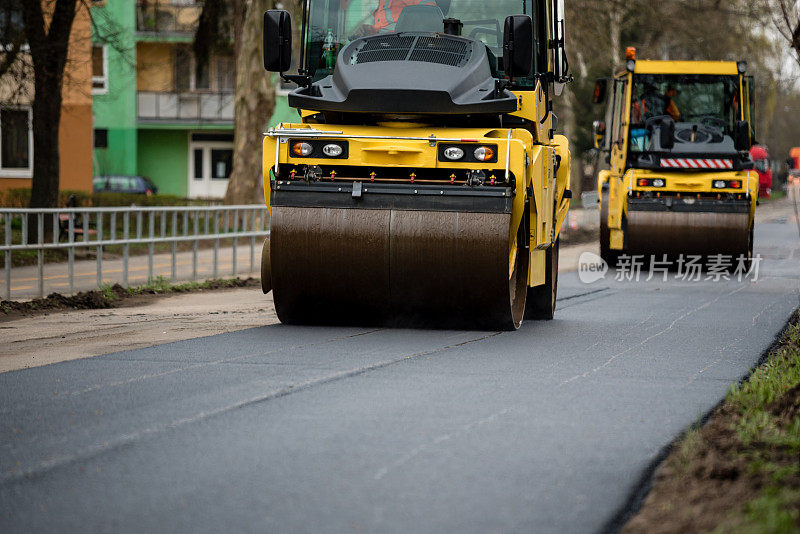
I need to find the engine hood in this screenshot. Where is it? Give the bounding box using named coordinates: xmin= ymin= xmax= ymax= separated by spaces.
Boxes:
xmin=288 ymin=33 xmax=518 ymax=116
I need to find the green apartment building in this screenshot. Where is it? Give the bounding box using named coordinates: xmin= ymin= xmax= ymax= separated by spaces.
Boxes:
xmin=92 ymin=0 xmax=296 ymax=198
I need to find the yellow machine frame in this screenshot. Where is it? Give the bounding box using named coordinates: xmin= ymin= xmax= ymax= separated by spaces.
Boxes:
xmin=263 ymin=85 xmax=571 ymax=290
xmin=597 ymin=60 xmax=757 ymax=252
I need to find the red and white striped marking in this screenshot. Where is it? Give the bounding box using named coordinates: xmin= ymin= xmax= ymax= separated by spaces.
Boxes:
xmin=660 ymin=158 xmax=733 ymax=170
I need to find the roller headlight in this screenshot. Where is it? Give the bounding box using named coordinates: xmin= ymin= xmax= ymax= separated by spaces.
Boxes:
xmin=443 ymin=147 xmax=465 ymax=161
xmin=322 ymin=143 xmax=343 ymax=157
xmin=292 ymin=142 xmax=313 ymax=157
xmin=713 ymin=180 xmax=726 ymax=189
xmin=636 ymin=178 xmax=666 ymax=187
xmin=473 ymin=146 xmax=495 ymax=162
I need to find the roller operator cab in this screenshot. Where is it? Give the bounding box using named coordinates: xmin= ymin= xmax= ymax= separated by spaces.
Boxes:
xmin=261 ymin=0 xmax=571 ymax=330
xmin=592 ymin=51 xmax=757 ymax=265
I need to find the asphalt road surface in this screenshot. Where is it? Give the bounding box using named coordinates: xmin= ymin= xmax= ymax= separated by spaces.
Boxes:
xmin=1 ymin=219 xmax=798 ymax=533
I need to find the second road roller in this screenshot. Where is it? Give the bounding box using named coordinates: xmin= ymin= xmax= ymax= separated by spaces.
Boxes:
xmin=592 ymin=48 xmax=757 ymax=265
xmin=260 ymin=0 xmax=572 ymax=330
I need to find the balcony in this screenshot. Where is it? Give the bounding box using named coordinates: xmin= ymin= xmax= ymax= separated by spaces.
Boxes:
xmin=137 ymin=91 xmax=234 ymax=123
xmin=136 ymin=1 xmax=202 ymax=36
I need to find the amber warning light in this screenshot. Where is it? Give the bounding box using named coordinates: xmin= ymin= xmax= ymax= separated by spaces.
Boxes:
xmin=625 ymin=47 xmax=636 ymax=60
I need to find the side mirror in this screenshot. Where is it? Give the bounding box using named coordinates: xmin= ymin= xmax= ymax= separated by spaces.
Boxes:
xmin=552 ymin=0 xmax=568 ymax=96
xmin=660 ymin=118 xmax=675 ymax=150
xmin=734 ymin=120 xmax=751 ymax=151
xmin=592 ymin=79 xmax=607 ymax=104
xmin=592 ymin=120 xmax=606 ymax=149
xmin=503 ymin=15 xmax=532 ymax=79
xmin=263 ymin=10 xmax=292 ymax=72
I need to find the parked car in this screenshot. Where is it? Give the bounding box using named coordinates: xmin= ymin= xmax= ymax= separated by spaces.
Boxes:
xmin=93 ymin=175 xmax=158 ymax=195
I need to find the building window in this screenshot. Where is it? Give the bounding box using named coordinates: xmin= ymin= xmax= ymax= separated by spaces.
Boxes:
xmin=193 ymin=149 xmax=203 ymax=179
xmin=175 ymin=46 xmax=209 ymax=92
xmin=0 ymin=107 xmax=33 ymax=177
xmin=174 ymin=47 xmax=191 ymax=92
xmin=0 ymin=1 xmax=24 ymax=49
xmin=92 ymin=44 xmax=108 ymax=94
xmin=174 ymin=47 xmax=232 ymax=93
xmin=94 ymin=128 xmax=108 ymax=148
xmin=215 ymin=56 xmax=235 ymax=92
xmin=210 ymin=149 xmax=232 ymax=179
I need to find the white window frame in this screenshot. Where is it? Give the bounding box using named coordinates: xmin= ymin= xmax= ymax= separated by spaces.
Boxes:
xmin=92 ymin=44 xmax=109 ymax=95
xmin=0 ymin=106 xmax=33 ymax=178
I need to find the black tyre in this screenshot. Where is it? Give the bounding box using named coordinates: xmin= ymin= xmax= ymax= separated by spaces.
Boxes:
xmin=525 ymin=238 xmax=559 ymax=320
xmin=261 ymin=236 xmax=271 ymax=294
xmin=504 ymin=216 xmax=530 ymax=330
xmin=599 ymin=191 xmax=620 ymax=267
xmin=741 ymin=222 xmax=754 ymax=272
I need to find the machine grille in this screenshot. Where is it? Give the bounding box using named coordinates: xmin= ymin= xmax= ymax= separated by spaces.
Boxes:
xmin=355 ymin=35 xmax=415 ymax=63
xmin=352 ymin=35 xmax=471 ymax=67
xmin=408 ymin=36 xmax=469 ymax=66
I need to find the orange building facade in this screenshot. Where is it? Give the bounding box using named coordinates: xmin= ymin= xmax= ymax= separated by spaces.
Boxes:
xmin=0 ymin=3 xmax=94 ymax=194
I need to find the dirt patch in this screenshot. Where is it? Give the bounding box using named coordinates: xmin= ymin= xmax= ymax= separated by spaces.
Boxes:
xmin=623 ymin=411 xmax=796 ymax=534
xmin=622 ymin=312 xmax=800 ymax=534
xmin=770 ymin=383 xmax=800 ymax=423
xmin=0 ymin=278 xmax=260 ymax=323
xmin=0 ymin=285 xmax=276 ymax=373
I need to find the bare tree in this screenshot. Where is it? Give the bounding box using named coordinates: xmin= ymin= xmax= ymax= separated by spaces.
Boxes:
xmin=1 ymin=0 xmax=131 ymax=218
xmin=196 ymin=0 xmax=277 ymax=204
xmin=765 ymin=0 xmax=800 ymax=65
xmin=18 ymin=0 xmax=80 ymax=210
xmin=225 ymin=0 xmax=276 ymax=204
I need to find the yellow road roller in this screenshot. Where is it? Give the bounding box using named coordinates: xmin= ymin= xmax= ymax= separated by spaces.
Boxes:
xmin=261 ymin=0 xmax=572 ymax=329
xmin=592 ymin=49 xmax=757 ymax=264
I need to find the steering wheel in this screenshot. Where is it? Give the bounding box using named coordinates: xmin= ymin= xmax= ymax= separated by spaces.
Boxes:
xmin=674 ymin=122 xmax=721 ymax=144
xmin=683 ymin=114 xmax=726 ymax=130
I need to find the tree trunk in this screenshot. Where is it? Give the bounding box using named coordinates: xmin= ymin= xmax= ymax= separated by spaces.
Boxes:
xmin=608 ymin=5 xmax=622 ymax=67
xmin=29 ymin=71 xmax=64 ymax=210
xmin=21 ymin=0 xmax=77 ymax=209
xmin=19 ymin=0 xmax=78 ymax=242
xmin=224 ymin=0 xmax=276 ymax=205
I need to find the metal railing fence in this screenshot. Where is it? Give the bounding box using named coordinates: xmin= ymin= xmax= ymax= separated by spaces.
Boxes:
xmin=1 ymin=205 xmax=269 ymax=300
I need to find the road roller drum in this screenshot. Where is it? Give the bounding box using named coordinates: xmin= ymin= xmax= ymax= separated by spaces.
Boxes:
xmin=627 ymin=204 xmax=752 ymax=258
xmin=269 ymin=205 xmax=528 ymax=330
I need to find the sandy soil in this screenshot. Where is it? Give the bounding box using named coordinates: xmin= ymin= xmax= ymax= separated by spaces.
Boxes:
xmin=0 ymin=287 xmax=277 ymax=373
